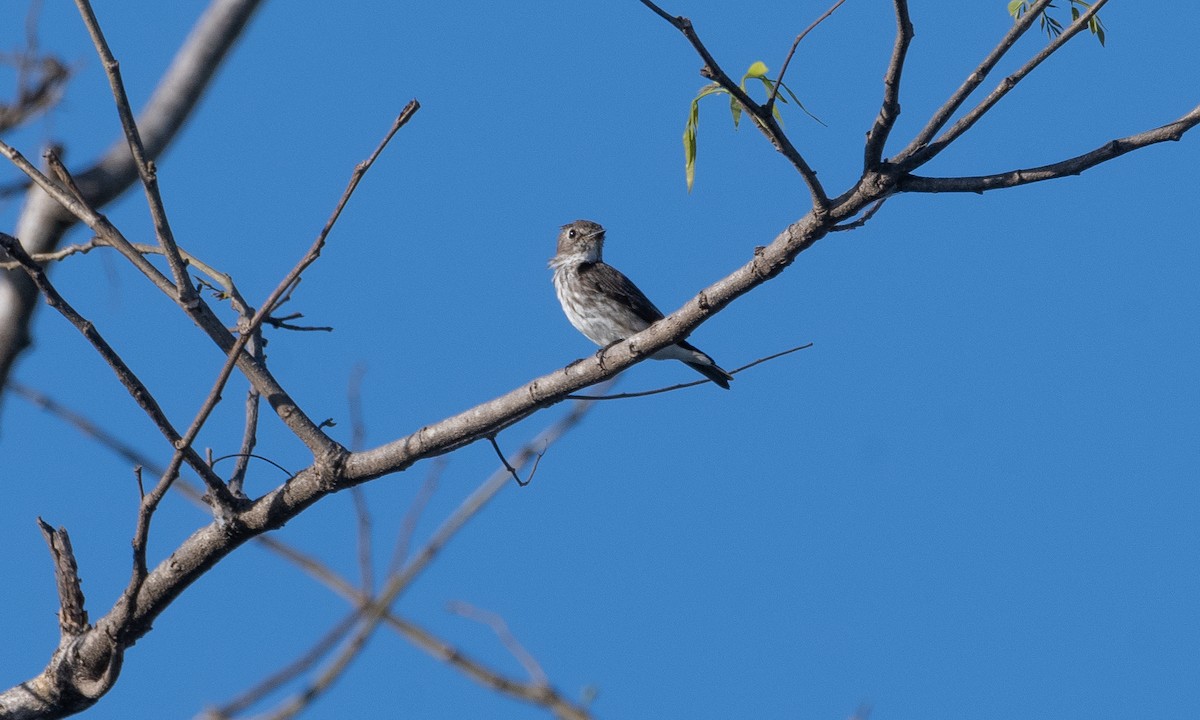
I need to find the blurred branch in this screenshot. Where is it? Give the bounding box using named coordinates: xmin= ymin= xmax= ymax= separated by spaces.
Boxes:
xmin=447 ymin=601 xmax=548 ymax=687
xmin=200 ymin=610 xmax=362 ymax=720
xmin=16 ymin=379 xmax=600 ymax=719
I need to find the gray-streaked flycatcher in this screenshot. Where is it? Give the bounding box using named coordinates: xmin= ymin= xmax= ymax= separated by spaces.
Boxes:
xmin=549 ymin=219 xmax=733 ymax=389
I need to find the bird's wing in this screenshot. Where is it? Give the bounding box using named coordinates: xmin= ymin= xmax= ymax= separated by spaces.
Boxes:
xmin=577 ymin=261 xmax=665 ymax=324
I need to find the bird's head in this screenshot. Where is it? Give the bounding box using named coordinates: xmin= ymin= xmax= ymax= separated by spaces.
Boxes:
xmin=554 ymin=219 xmax=606 ymax=264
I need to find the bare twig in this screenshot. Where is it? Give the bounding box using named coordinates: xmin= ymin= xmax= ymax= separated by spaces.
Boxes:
xmin=894 ymin=0 xmax=1052 ymax=168
xmin=765 ymin=0 xmax=847 ymax=111
xmin=37 ymin=518 xmax=90 ymax=637
xmin=0 ymin=238 xmax=102 ymax=269
xmin=72 ymin=0 xmax=197 ymax=304
xmin=862 ymin=0 xmax=913 ymax=169
xmin=350 ymin=489 xmax=374 ymax=593
xmin=227 ymin=371 xmax=261 ymax=498
xmin=262 ymin=313 xmax=333 ymax=332
xmin=831 ymin=198 xmax=889 ymax=232
xmin=8 ymin=381 xmax=153 ymax=470
xmin=488 ymin=434 xmax=542 ymax=487
xmin=240 ymin=613 xmax=377 ymax=720
xmin=638 ymin=0 xmax=829 ymax=211
xmin=261 ymin=102 xmax=419 ymax=324
xmin=567 ymin=342 xmax=812 ymax=400
xmin=447 ymin=601 xmax=549 ymax=687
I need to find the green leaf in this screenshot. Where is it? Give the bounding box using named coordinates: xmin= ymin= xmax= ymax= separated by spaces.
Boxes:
xmin=730 ymin=94 xmax=743 ymax=129
xmin=683 ymin=100 xmax=699 ymax=192
xmin=744 ymin=61 xmax=769 ymax=79
xmin=778 ymin=80 xmax=827 ymax=126
xmin=1007 ymin=0 xmax=1026 ymax=18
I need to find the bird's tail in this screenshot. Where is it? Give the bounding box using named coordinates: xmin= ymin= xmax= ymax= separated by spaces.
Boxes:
xmin=653 ymin=340 xmax=734 ymax=389
xmin=684 ymin=359 xmax=733 ymax=389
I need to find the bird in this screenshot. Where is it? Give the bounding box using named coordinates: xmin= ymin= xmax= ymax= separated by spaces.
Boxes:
xmin=549 ymin=219 xmax=733 ymax=389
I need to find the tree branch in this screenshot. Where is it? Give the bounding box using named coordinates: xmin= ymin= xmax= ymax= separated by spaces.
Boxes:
xmin=898 ymin=0 xmax=1110 ymax=171
xmin=863 ymin=0 xmax=912 ymax=170
xmin=0 ymin=0 xmax=265 ymax=400
xmin=638 ymin=0 xmax=830 ymax=211
xmin=765 ymin=0 xmax=847 ymax=112
xmin=894 ymin=0 xmax=1052 ymax=169
xmin=37 ymin=519 xmax=90 ymax=638
xmin=0 ymin=231 xmax=233 ymax=504
xmin=899 ymin=104 xmax=1200 ymax=193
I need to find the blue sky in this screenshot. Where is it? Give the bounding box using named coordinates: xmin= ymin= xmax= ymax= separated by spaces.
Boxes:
xmin=2 ymin=2 xmax=1198 ymax=719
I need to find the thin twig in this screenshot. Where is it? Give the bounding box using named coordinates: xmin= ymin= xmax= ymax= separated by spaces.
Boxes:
xmin=567 ymin=342 xmax=812 ymax=400
xmin=899 ymin=0 xmax=1110 ymax=171
xmin=262 ymin=313 xmax=333 ymax=332
xmin=488 ymin=435 xmax=537 ymax=487
xmin=350 ymin=489 xmax=374 ymax=594
xmin=260 ymin=102 xmax=419 ymax=325
xmin=895 ymin=0 xmax=1053 ymax=168
xmin=227 ymin=371 xmax=261 ymax=498
xmin=765 ymin=0 xmax=847 ymax=111
xmin=862 ymin=0 xmax=913 ymax=170
xmin=638 ymin=0 xmax=829 ymax=211
xmin=0 ymin=238 xmax=102 ymax=269
xmin=899 ymin=103 xmax=1200 ymax=194
xmin=72 ymin=0 xmax=196 ymax=304
xmin=831 ymin=198 xmax=888 ymax=232
xmin=0 ymin=233 xmax=230 ymax=502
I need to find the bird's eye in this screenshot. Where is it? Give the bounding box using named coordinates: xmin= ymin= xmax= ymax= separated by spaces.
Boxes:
xmin=568 ymin=228 xmax=577 ymax=239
